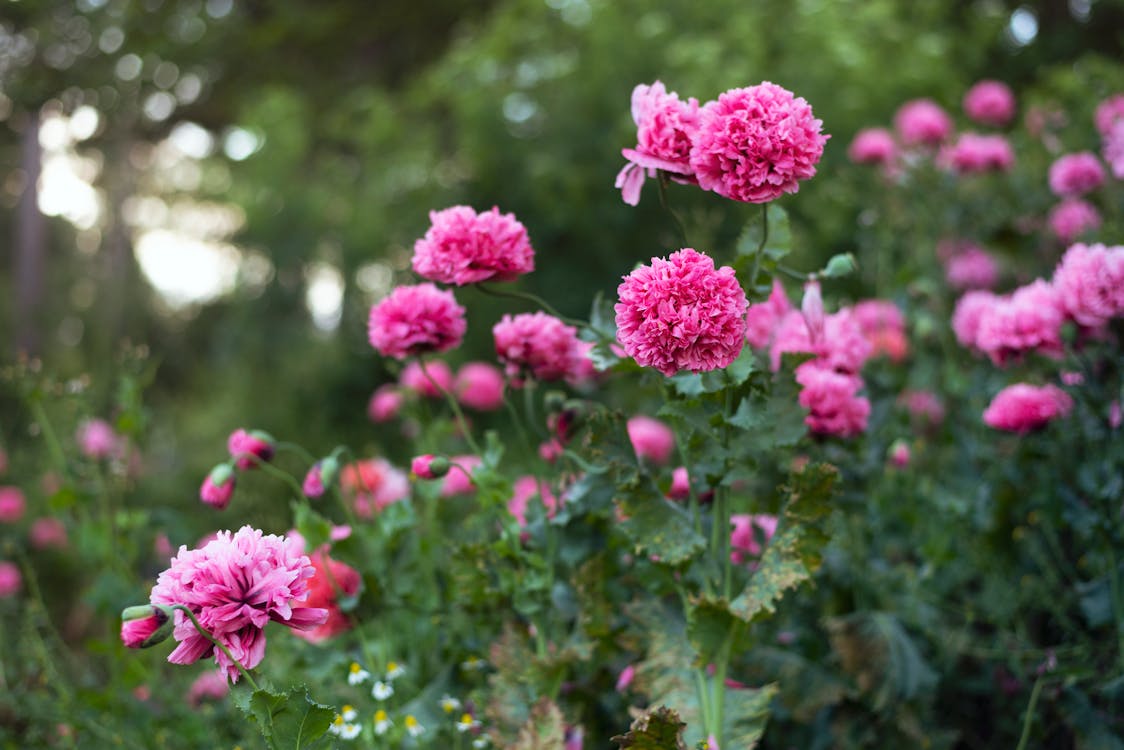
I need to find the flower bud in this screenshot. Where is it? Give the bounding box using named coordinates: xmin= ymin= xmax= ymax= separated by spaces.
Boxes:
xmin=888 ymin=439 xmax=911 ymax=468
xmin=411 ymin=455 xmax=450 ymax=480
xmin=200 ymin=464 xmax=236 ymax=509
xmin=227 ymin=429 xmax=276 ymax=470
xmin=120 ymin=604 xmax=173 ymax=649
xmin=801 ymin=279 xmax=824 ymax=345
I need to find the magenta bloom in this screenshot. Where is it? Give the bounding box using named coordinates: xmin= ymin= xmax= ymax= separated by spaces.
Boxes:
xmin=302 ymin=463 xmax=327 ymax=499
xmin=888 ymin=440 xmax=911 ymax=468
xmin=952 ymin=290 xmax=1000 ymax=349
xmin=1102 ymin=120 xmax=1124 ymax=180
xmin=399 ymin=359 xmax=454 ymax=398
xmin=627 ymin=416 xmax=675 ymax=465
xmin=616 ymin=664 xmax=636 ymax=693
xmin=615 ymin=248 xmax=748 ymax=376
xmin=795 ymin=361 xmax=871 ymax=438
xmin=983 ymin=383 xmax=1073 ymax=433
xmin=149 ymin=526 xmax=327 ymax=682
xmin=29 ymin=517 xmax=67 ymax=550
xmin=188 ymin=669 xmax=230 ymax=707
xmin=77 ymin=418 xmax=119 ymax=460
xmin=853 ymin=299 xmax=909 ymax=361
xmin=200 ymin=465 xmax=236 ymax=510
xmin=974 ymin=281 xmax=1066 ymax=365
xmin=410 ymin=454 xmax=450 ymax=480
xmin=1048 ymin=199 xmax=1102 ymax=244
xmin=690 ymin=82 xmax=827 ymax=203
xmin=847 ymin=128 xmax=897 ymax=166
xmin=1094 ymin=94 xmax=1124 ymax=136
xmin=667 ymin=466 xmax=691 ymax=501
xmin=227 ymin=429 xmax=274 ymax=470
xmin=507 ymin=475 xmax=559 ymax=528
xmin=0 ymin=487 xmax=25 ymax=524
xmin=121 ymin=605 xmax=171 ymax=649
xmin=770 ymin=309 xmax=871 ymax=374
xmin=367 ymin=385 xmax=403 ymax=423
xmin=730 ymin=514 xmax=779 ymax=563
xmin=616 ymin=81 xmax=701 ymax=205
xmin=493 ymin=312 xmax=583 ymax=384
xmin=745 ymin=279 xmax=792 ymax=349
xmin=0 ymin=561 xmax=21 ymax=598
xmin=454 ymin=362 xmax=506 ymax=411
xmin=940 ymin=133 xmax=1015 ymax=174
xmin=1052 ymin=243 xmax=1124 ymax=328
xmin=412 ymin=205 xmax=535 ymax=285
xmin=894 ymin=99 xmax=953 ymax=146
xmin=441 ymin=455 xmax=481 ymax=498
xmin=1049 ymin=152 xmax=1106 ymax=197
xmin=368 ymin=283 xmax=466 ymax=360
xmin=945 ymin=246 xmax=1000 ymax=290
xmin=963 ymin=80 xmax=1016 ymax=127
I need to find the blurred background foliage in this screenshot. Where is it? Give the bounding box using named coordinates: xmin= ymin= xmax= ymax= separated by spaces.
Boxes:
xmin=1 ymin=0 xmax=1122 ymax=535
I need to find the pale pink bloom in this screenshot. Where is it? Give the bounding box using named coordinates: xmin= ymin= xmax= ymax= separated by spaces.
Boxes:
xmin=149 ymin=526 xmax=327 ymax=681
xmin=616 ymin=248 xmax=747 ymax=376
xmin=1049 ymin=152 xmax=1106 ymax=197
xmin=339 ymin=459 xmax=410 ymax=517
xmin=0 ymin=561 xmax=20 ymax=597
xmin=888 ymin=440 xmax=911 ymax=468
xmin=1052 ymin=243 xmax=1124 ymax=328
xmin=29 ymin=518 xmax=67 ymax=550
xmin=615 ymin=664 xmax=636 ymax=693
xmin=565 ymin=340 xmax=600 ymax=389
xmin=538 ymin=439 xmax=563 ymax=463
xmin=1060 ymin=371 xmax=1085 ymax=386
xmin=1048 ymin=199 xmax=1101 ymax=244
xmin=1110 ymin=401 xmax=1122 ymax=429
xmin=454 ymin=362 xmax=506 ymax=411
xmin=493 ymin=312 xmax=583 ymax=384
xmin=852 ymin=299 xmax=908 ymax=362
xmin=227 ymin=429 xmax=274 ymax=470
xmin=1094 ymin=94 xmax=1124 ymax=136
xmin=939 ymin=133 xmax=1015 ymax=173
xmin=441 ymin=455 xmax=481 ymax=498
xmin=616 ymin=81 xmax=701 ymax=205
xmin=795 ymin=362 xmax=870 ymax=437
xmin=770 ymin=309 xmax=871 ymax=374
xmin=507 ymin=475 xmax=558 ymax=527
xmin=894 ymin=99 xmax=953 ymax=146
xmin=367 ymin=385 xmax=403 ymax=422
xmin=1102 ymin=120 xmax=1124 ymax=179
xmin=897 ymin=389 xmax=945 ymax=426
xmin=0 ymin=487 xmax=25 ymax=523
xmin=963 ymin=80 xmax=1016 ymax=127
xmin=952 ymin=290 xmax=1000 ymax=349
xmin=187 ymin=669 xmax=230 ymax=707
xmin=801 ymin=280 xmax=825 ymax=345
xmin=76 ymin=418 xmax=119 ymax=460
xmin=945 ymin=246 xmax=1000 ymax=290
xmin=412 ymin=205 xmax=535 ymax=285
xmin=368 ymin=283 xmax=466 ymax=360
xmin=399 ymin=360 xmax=454 ymax=398
xmin=730 ymin=514 xmax=779 ymax=563
xmin=667 ymin=466 xmax=691 ymax=501
xmin=983 ymin=383 xmax=1073 ymax=433
xmin=627 ymin=416 xmax=674 ymax=465
xmin=690 ymin=82 xmax=828 ymax=203
xmin=744 ymin=279 xmax=792 ymax=349
xmin=847 ymin=128 xmax=897 ymax=166
xmin=974 ymin=281 xmax=1066 ymax=365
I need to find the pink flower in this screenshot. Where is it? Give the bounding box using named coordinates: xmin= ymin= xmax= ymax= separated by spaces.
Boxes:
xmin=615 ymin=248 xmax=748 ymax=376
xmin=412 ymin=205 xmax=535 ymax=285
xmin=951 ymin=290 xmax=1000 ymax=349
xmin=616 ymin=81 xmax=701 ymax=205
xmin=368 ymin=283 xmax=466 ymax=360
xmin=667 ymin=466 xmax=691 ymax=501
xmin=615 ymin=664 xmax=636 ymax=693
xmin=410 ymin=454 xmax=450 ymax=480
xmin=1052 ymin=243 xmax=1124 ymax=328
xmin=149 ymin=526 xmax=327 ymax=681
xmin=187 ymin=670 xmax=230 ymax=707
xmin=200 ymin=465 xmax=236 ymax=510
xmin=730 ymin=514 xmax=779 ymax=563
xmin=795 ymin=361 xmax=871 ymax=437
xmin=400 ymin=360 xmax=454 ymax=398
xmin=745 ymin=279 xmax=792 ymax=349
xmin=894 ymin=99 xmax=953 ymax=146
xmin=770 ymin=309 xmax=871 ymax=374
xmin=897 ymin=389 xmax=945 ymax=426
xmin=302 ymin=461 xmax=334 ymax=499
xmin=77 ymin=418 xmax=119 ymax=460
xmin=847 ymin=128 xmax=897 ymax=166
xmin=1049 ymin=152 xmax=1106 ymax=197
xmin=367 ymin=385 xmax=403 ymax=423
xmin=493 ymin=312 xmax=583 ymax=384
xmin=121 ymin=605 xmax=171 ymax=649
xmin=0 ymin=561 xmax=21 ymax=598
xmin=945 ymin=246 xmax=1000 ymax=290
xmin=0 ymin=487 xmax=25 ymax=523
xmin=690 ymin=82 xmax=828 ymax=203
xmin=627 ymin=416 xmax=674 ymax=465
xmin=888 ymin=440 xmax=911 ymax=468
xmin=963 ymin=80 xmax=1016 ymax=127
xmin=290 ymin=549 xmax=362 ymax=644
xmin=441 ymin=455 xmax=482 ymax=498
xmin=1094 ymin=94 xmax=1124 ymax=136
xmin=974 ymin=280 xmax=1066 ymax=365
xmin=939 ymin=133 xmax=1015 ymax=174
xmin=1048 ymin=199 xmax=1102 ymax=244
xmin=454 ymin=362 xmax=506 ymax=411
xmin=227 ymin=429 xmax=274 ymax=470
xmin=801 ymin=280 xmax=825 ymax=345
xmin=29 ymin=518 xmax=67 ymax=550
xmin=1103 ymin=120 xmax=1124 ymax=180
xmin=340 ymin=459 xmax=409 ymax=517
xmin=507 ymin=475 xmax=558 ymax=528
xmin=852 ymin=299 xmax=908 ymax=362
xmin=983 ymin=383 xmax=1073 ymax=433
xmin=1110 ymin=401 xmax=1122 ymax=429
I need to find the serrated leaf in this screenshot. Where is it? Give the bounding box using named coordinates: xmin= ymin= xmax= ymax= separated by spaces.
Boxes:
xmin=616 ymin=482 xmax=705 ymax=566
xmin=687 ymin=595 xmax=740 ymax=666
xmin=612 ymin=706 xmax=687 ymax=750
xmin=243 ymin=686 xmax=334 ymax=750
xmin=724 ymin=684 xmax=777 ymax=749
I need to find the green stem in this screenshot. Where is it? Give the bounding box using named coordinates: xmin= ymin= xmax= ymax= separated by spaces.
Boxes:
xmin=521 ymin=379 xmax=546 ymax=440
xmin=274 ymin=441 xmax=318 ymax=464
xmin=1014 ymin=676 xmax=1044 ymax=750
xmin=172 ymin=605 xmax=259 ymax=691
xmin=474 ymin=284 xmax=587 ymax=330
xmin=656 ymin=171 xmax=689 ymax=246
xmin=417 ymin=359 xmax=483 ymax=456
xmin=29 ymin=397 xmax=68 ymax=477
xmin=250 ymin=455 xmax=308 ymax=499
xmin=749 ymin=204 xmax=768 ymax=286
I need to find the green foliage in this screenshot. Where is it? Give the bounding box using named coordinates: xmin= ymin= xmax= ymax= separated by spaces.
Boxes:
xmin=237 ymin=686 xmax=335 ymax=750
xmin=611 ymin=706 xmax=688 ymax=750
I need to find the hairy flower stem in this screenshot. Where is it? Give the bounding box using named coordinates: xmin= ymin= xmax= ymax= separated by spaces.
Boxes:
xmin=1014 ymin=675 xmax=1044 ymax=750
xmin=473 ymin=284 xmax=587 ymax=331
xmin=172 ymin=605 xmax=260 ymax=691
xmin=417 ymin=359 xmax=483 ymax=456
xmin=250 ymin=455 xmax=309 ymax=500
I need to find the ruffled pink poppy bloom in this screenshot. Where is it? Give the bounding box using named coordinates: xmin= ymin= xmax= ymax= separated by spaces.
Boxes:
xmin=951 ymin=290 xmax=1000 ymax=349
xmin=1094 ymin=94 xmax=1124 ymax=136
xmin=983 ymin=383 xmax=1073 ymax=433
xmin=847 ymin=128 xmax=897 ymax=166
xmin=440 ymin=455 xmax=482 ymax=498
xmin=1048 ymin=198 xmax=1102 ymax=244
xmin=974 ymin=280 xmax=1066 ymax=365
xmin=367 ymin=385 xmax=403 ymax=423
xmin=1052 ymin=243 xmax=1124 ymax=328
xmin=627 ymin=416 xmax=674 ymax=465
xmin=894 ymin=99 xmax=953 ymax=146
xmin=730 ymin=514 xmax=779 ymax=563
xmin=493 ymin=312 xmax=583 ymax=385
xmin=770 ymin=309 xmax=872 ymax=374
xmin=149 ymin=526 xmax=327 ymax=681
xmin=616 ymin=248 xmax=748 ymax=376
xmin=690 ymin=82 xmax=828 ymax=203
xmin=939 ymin=133 xmax=1015 ymax=174
xmin=744 ymin=279 xmax=792 ymax=349
xmin=852 ymin=299 xmax=908 ymax=362
xmin=507 ymin=475 xmax=559 ymax=528
xmin=963 ymin=80 xmax=1016 ymax=127
xmin=368 ymin=283 xmax=466 ymax=360
xmin=0 ymin=561 xmax=21 ymax=598
xmin=0 ymin=487 xmax=25 ymax=523
xmin=30 ymin=517 xmax=68 ymax=550
xmin=1048 ymin=152 xmax=1106 ymax=197
xmin=615 ymin=81 xmax=701 ymax=205
xmin=187 ymin=670 xmax=230 ymax=707
xmin=227 ymin=429 xmax=274 ymax=470
xmin=76 ymin=418 xmax=120 ymax=460
xmin=794 ymin=361 xmax=871 ymax=438
xmin=399 ymin=360 xmax=454 ymax=398
xmin=454 ymin=362 xmax=506 ymax=411
xmin=945 ymin=246 xmax=1000 ymax=290
xmin=412 ymin=205 xmax=535 ymax=285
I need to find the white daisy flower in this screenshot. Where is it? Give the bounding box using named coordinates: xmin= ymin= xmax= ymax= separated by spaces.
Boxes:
xmin=347 ymin=662 xmax=371 ymax=686
xmin=456 ymin=713 xmax=481 ymax=733
xmin=439 ymin=694 xmax=462 ymax=714
xmin=372 ymin=681 xmax=394 ymax=701
xmin=373 ymin=709 xmax=393 ymax=735
xmin=385 ymin=661 xmax=406 ymax=680
xmin=473 ymin=738 xmax=490 ymax=749
xmin=340 ymin=705 xmax=358 ymax=722
xmin=460 ymin=655 xmax=487 ymax=671
xmin=339 ymin=723 xmax=361 ymax=740
xmin=328 ymin=715 xmax=345 ymax=736
xmin=405 ymin=714 xmax=425 ymax=737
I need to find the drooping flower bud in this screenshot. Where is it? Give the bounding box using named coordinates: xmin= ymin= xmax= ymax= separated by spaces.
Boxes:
xmin=303 ymin=455 xmax=340 ymax=499
xmin=801 ymin=278 xmax=824 ymax=345
xmin=120 ymin=604 xmax=173 ymax=649
xmin=227 ymin=429 xmax=276 ymax=470
xmin=200 ymin=464 xmax=236 ymax=509
xmin=411 ymin=455 xmax=450 ymax=480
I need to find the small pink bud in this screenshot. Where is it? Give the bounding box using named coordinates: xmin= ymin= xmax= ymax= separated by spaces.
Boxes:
xmin=29 ymin=517 xmax=67 ymax=550
xmin=226 ymin=429 xmax=275 ymax=470
xmin=0 ymin=486 xmax=25 ymax=523
xmin=368 ymin=385 xmax=403 ymax=423
xmin=200 ymin=464 xmax=236 ymax=509
xmin=411 ymin=454 xmax=450 ymax=480
xmin=120 ymin=604 xmax=173 ymax=649
xmin=1110 ymin=400 xmax=1122 ymax=429
xmin=888 ymin=440 xmax=911 ymax=468
xmin=538 ymin=439 xmax=564 ymax=463
xmin=0 ymin=561 xmax=21 ymax=597
xmin=615 ymin=664 xmax=635 ymax=693
xmin=667 ymin=467 xmax=691 ymax=501
xmin=801 ymin=279 xmax=824 ymax=345
xmin=302 ymin=457 xmax=338 ymax=499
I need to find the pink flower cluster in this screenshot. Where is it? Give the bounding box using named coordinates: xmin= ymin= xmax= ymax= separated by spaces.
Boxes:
xmin=411 ymin=205 xmax=535 ymax=285
xmin=493 ymin=312 xmax=584 ymax=384
xmin=616 ymin=81 xmax=701 ymax=205
xmin=853 ymin=299 xmax=909 ymax=362
xmin=983 ymin=384 xmax=1073 ymax=433
xmin=770 ymin=308 xmax=872 ymax=374
xmin=615 ymin=248 xmax=747 ymax=377
xmin=149 ymin=526 xmax=327 ymax=681
xmin=939 ymin=133 xmax=1015 ymax=174
xmin=1052 ymin=243 xmax=1124 ymax=328
xmin=368 ymin=283 xmax=466 ymax=360
xmin=894 ymin=99 xmax=953 ymax=146
xmin=963 ymin=80 xmax=1016 ymax=127
xmin=1048 ymin=152 xmax=1106 ymax=197
xmin=1094 ymin=94 xmax=1124 ymax=136
xmin=744 ymin=280 xmax=793 ymax=349
xmin=1048 ymin=199 xmax=1101 ymax=244
xmin=794 ymin=363 xmax=871 ymax=438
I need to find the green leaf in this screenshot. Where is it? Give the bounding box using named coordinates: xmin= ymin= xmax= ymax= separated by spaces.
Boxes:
xmin=512 ymin=697 xmax=565 ymax=750
xmin=736 ymin=205 xmax=791 ymax=263
xmin=686 ymin=595 xmax=739 ymax=666
xmin=824 ymin=612 xmax=937 ymax=710
xmin=612 ymin=706 xmax=688 ymax=750
xmin=821 ymin=252 xmax=858 ymax=278
xmin=292 ymin=501 xmax=332 ymax=552
xmin=616 ymin=482 xmax=705 ymax=566
xmin=724 ymin=684 xmax=777 ymax=749
xmin=243 ymin=686 xmax=334 ymax=750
